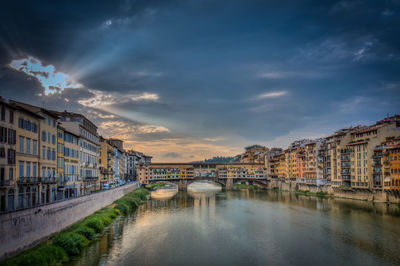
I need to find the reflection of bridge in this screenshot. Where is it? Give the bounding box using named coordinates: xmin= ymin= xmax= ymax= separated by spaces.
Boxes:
xmin=150 ymin=175 xmax=269 ymax=190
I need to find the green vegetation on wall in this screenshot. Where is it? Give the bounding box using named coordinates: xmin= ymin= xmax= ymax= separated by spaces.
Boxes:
xmin=1 ymin=188 xmax=149 ymax=266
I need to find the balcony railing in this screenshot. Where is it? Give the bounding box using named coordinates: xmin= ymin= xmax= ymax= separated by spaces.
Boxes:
xmin=0 ymin=180 xmax=12 ymax=187
xmin=83 ymin=176 xmax=98 ymax=181
xmin=17 ymin=177 xmax=41 ymax=184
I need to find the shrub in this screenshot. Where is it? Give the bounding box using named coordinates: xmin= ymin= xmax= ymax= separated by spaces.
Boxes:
xmin=53 ymin=232 xmax=88 ymax=256
xmin=115 ymin=202 xmax=129 ymax=215
xmin=1 ymin=244 xmax=68 ymax=266
xmin=75 ymin=226 xmax=96 ymax=240
xmin=114 ymin=208 xmax=121 ymax=216
xmin=85 ymin=217 xmax=104 ymax=233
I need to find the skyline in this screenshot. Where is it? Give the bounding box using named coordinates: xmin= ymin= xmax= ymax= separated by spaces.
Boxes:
xmin=1 ymin=0 xmax=400 ymax=162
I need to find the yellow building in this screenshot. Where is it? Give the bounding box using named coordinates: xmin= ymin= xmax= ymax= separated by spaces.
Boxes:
xmin=240 ymin=145 xmax=268 ymax=164
xmin=275 ymin=152 xmax=287 ymax=180
xmin=383 ymin=137 xmax=400 ymax=191
xmin=13 ymin=104 xmax=42 ymax=208
xmin=325 ymin=128 xmax=353 ymax=188
xmin=62 ymin=127 xmax=80 ymax=197
xmin=99 ymin=138 xmax=115 ymax=188
xmin=56 ymin=126 xmax=64 ymax=199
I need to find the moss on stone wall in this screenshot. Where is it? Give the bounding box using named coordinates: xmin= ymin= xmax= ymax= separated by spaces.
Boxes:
xmin=0 ymin=188 xmax=149 ymax=266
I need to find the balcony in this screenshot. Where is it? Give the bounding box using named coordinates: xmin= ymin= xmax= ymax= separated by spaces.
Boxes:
xmin=83 ymin=176 xmax=98 ymax=181
xmin=0 ymin=180 xmax=12 ymax=187
xmin=17 ymin=177 xmax=42 ymax=184
xmin=42 ymin=177 xmax=57 ymax=184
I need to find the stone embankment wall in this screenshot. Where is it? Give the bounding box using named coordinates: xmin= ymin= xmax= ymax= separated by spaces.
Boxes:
xmin=271 ymin=180 xmax=399 ymax=204
xmin=0 ymin=183 xmax=139 ymax=260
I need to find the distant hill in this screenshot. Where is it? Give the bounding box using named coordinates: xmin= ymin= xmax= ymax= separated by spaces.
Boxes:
xmin=192 ymin=156 xmax=239 ymax=163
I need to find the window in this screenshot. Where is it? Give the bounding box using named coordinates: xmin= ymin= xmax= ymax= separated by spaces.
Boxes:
xmin=33 ymin=140 xmax=37 ymax=155
xmin=7 ymin=149 xmax=15 ymax=164
xmin=0 ymin=148 xmax=4 ymax=158
xmin=19 ymin=117 xmax=24 ymax=129
xmin=47 ymin=133 xmax=50 ymax=144
xmin=9 ymin=167 xmax=13 ymax=179
xmin=42 ymin=168 xmax=46 ymax=179
xmin=19 ymin=136 xmax=24 ymax=153
xmin=8 ymin=129 xmax=16 ymax=144
xmin=26 ymin=120 xmax=31 ymax=131
xmin=47 ymin=148 xmax=51 ymax=160
xmin=53 ymin=119 xmax=56 ymax=127
xmin=19 ymin=161 xmax=24 ymax=178
xmin=0 ymin=107 xmax=5 ymax=121
xmin=52 ymin=150 xmax=56 ymax=160
xmin=47 ymin=117 xmax=50 ymax=125
xmin=52 ymin=135 xmax=55 ymax=145
xmin=32 ymin=123 xmax=37 ymax=133
xmin=42 ymin=131 xmax=46 ymax=141
xmin=32 ymin=163 xmax=37 ymax=178
xmin=26 ymin=162 xmax=31 ymax=177
xmin=7 ymin=110 xmax=14 ymax=125
xmin=42 ymin=146 xmax=46 ymax=159
xmin=26 ymin=138 xmax=31 ymax=154
xmin=0 ymin=127 xmax=7 ymax=143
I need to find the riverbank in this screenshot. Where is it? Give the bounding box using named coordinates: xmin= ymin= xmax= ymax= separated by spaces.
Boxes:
xmin=0 ymin=188 xmax=149 ymax=266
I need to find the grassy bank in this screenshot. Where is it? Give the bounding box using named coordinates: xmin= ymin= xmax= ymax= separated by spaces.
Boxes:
xmin=145 ymin=182 xmax=165 ymax=190
xmin=1 ymin=188 xmax=149 ymax=266
xmin=296 ymin=190 xmax=327 ymax=197
xmin=234 ymin=183 xmax=259 ymax=190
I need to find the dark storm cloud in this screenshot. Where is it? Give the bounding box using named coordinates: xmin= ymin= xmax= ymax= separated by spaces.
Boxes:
xmin=1 ymin=0 xmax=400 ymax=160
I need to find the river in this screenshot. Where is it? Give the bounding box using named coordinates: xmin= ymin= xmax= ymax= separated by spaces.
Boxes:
xmin=68 ymin=188 xmax=400 ymax=266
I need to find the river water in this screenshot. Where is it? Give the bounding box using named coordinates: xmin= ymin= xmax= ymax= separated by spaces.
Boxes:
xmin=69 ymin=189 xmax=400 ymax=266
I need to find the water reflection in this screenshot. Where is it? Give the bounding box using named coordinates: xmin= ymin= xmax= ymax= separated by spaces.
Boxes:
xmin=69 ymin=190 xmax=400 ymax=266
xmin=150 ymin=183 xmax=178 ymax=200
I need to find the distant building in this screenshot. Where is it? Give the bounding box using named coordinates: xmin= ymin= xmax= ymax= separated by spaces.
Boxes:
xmin=55 ymin=111 xmax=100 ymax=194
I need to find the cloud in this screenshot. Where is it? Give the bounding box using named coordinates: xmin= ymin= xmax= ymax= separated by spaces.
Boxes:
xmin=257 ymin=91 xmax=287 ymax=99
xmin=382 ymin=9 xmax=395 ymax=16
xmin=163 ymin=152 xmax=180 ymax=158
xmin=203 ymin=137 xmax=224 ymax=142
xmin=353 ymin=42 xmax=374 ymax=62
xmin=133 ymin=71 xmax=163 ymax=77
xmin=78 ymin=89 xmax=159 ymax=107
xmin=257 ymin=70 xmax=327 ymax=80
xmin=131 ymin=92 xmax=159 ymax=102
xmin=8 ymin=56 xmax=82 ymax=95
xmin=99 ymin=120 xmax=169 ymax=135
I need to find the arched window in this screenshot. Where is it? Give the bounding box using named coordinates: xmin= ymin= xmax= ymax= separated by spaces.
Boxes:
xmin=18 ymin=188 xmax=24 ymax=209
xmin=8 ymin=189 xmax=14 ymax=211
xmin=26 ymin=187 xmax=31 ymax=207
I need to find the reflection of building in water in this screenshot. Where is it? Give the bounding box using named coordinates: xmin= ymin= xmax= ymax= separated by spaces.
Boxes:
xmin=190 ymin=191 xmax=217 ymax=221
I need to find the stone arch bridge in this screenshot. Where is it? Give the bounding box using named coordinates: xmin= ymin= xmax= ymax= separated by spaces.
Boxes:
xmin=149 ymin=176 xmax=270 ymax=190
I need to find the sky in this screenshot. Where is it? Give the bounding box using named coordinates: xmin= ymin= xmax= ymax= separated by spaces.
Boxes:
xmin=0 ymin=0 xmax=400 ymax=162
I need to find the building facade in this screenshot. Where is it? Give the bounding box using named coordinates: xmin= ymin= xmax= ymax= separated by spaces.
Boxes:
xmin=0 ymin=98 xmax=17 ymax=211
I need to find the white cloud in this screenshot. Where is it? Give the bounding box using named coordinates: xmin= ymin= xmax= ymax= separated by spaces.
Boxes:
xmin=78 ymin=89 xmax=159 ymax=107
xmin=99 ymin=121 xmax=169 ymax=134
xmin=9 ymin=56 xmax=82 ymax=95
xmin=131 ymin=93 xmax=159 ymax=102
xmin=133 ymin=71 xmax=163 ymax=77
xmin=257 ymin=91 xmax=287 ymax=99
